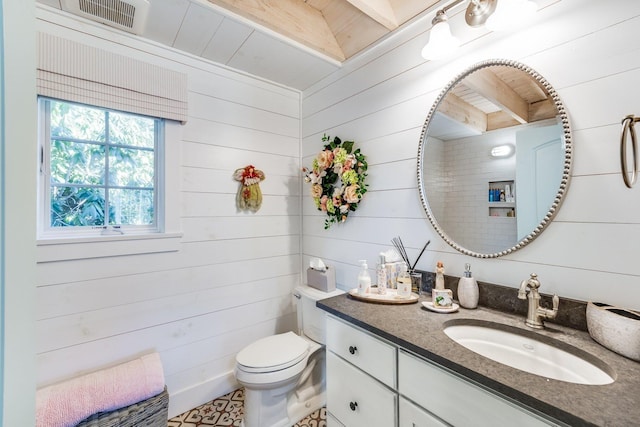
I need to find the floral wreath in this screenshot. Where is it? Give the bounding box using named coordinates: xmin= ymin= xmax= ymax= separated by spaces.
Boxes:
xmin=302 ymin=134 xmax=368 ymax=229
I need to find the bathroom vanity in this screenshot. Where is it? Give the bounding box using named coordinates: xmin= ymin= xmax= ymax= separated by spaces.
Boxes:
xmin=318 ymin=294 xmax=640 ymax=427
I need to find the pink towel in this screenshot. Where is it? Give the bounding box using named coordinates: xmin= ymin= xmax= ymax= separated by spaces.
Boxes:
xmin=36 ymin=352 xmax=165 ymax=427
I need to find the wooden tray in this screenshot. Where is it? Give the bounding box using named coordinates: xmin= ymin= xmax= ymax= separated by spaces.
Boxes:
xmin=348 ymin=288 xmax=419 ymax=304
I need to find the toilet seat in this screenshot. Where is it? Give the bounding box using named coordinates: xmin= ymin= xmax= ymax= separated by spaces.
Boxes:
xmin=236 ymin=332 xmax=309 ymax=373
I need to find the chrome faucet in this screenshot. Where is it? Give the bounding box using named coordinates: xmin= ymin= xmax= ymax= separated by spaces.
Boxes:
xmin=518 ymin=273 xmax=559 ymax=329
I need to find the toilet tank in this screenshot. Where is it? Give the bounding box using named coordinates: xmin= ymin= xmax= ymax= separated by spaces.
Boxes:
xmin=295 ymin=285 xmax=344 ymax=344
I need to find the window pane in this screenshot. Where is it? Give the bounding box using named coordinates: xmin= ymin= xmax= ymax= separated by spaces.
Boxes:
xmin=109 ymin=147 xmax=154 ymax=187
xmin=109 ymin=111 xmax=155 ymax=148
xmin=50 ymin=139 xmax=105 ymax=185
xmin=41 ymin=97 xmax=161 ymax=234
xmin=50 ymin=100 xmax=106 ymax=141
xmin=50 ymin=186 xmax=106 ymax=227
xmin=109 ymin=189 xmax=154 ymax=225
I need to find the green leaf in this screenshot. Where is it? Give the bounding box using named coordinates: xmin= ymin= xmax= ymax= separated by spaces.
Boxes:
xmin=342 ymin=140 xmax=354 ymax=154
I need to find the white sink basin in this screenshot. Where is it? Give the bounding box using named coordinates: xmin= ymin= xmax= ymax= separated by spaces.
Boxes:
xmin=443 ymin=320 xmax=614 ymax=385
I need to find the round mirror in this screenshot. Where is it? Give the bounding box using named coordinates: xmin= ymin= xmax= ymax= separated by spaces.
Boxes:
xmin=417 ymin=59 xmax=572 ymax=258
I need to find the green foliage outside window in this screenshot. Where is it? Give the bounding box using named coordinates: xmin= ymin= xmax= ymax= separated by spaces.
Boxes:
xmin=46 ymin=99 xmax=158 ymax=228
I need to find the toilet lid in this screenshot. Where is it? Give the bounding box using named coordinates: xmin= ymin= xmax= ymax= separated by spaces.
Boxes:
xmin=236 ymin=332 xmax=309 ymax=373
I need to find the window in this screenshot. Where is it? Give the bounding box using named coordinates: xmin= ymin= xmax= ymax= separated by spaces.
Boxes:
xmin=38 ymin=97 xmax=165 ymax=237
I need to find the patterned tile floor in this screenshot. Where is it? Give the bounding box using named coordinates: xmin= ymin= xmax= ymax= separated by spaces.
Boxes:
xmin=168 ymin=388 xmax=326 ymax=427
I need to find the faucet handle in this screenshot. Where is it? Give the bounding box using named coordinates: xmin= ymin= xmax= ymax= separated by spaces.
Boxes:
xmin=552 ymin=294 xmax=559 ymax=311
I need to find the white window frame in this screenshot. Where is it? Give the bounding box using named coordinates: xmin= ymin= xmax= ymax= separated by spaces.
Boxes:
xmin=36 ymin=97 xmax=182 ymax=261
xmin=38 ymin=97 xmax=166 ymax=238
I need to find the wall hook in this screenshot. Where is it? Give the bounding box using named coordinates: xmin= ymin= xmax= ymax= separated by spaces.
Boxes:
xmin=620 ymin=115 xmax=639 ymax=188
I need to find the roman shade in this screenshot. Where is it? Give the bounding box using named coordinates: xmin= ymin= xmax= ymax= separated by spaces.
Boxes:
xmin=37 ymin=32 xmax=188 ymax=123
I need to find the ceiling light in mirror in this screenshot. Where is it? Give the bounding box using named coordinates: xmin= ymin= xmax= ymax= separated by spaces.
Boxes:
xmin=490 ymin=144 xmax=515 ymax=158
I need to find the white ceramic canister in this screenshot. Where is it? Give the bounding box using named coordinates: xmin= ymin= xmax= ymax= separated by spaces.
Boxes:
xmin=457 ymin=263 xmax=479 ymax=309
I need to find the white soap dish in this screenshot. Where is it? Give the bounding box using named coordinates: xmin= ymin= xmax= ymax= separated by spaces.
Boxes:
xmin=422 ymin=301 xmax=459 ymax=313
xmin=586 ymin=301 xmax=640 ymax=362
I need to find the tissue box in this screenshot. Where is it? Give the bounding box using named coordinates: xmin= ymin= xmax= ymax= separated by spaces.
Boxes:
xmin=307 ymin=267 xmax=336 ymax=292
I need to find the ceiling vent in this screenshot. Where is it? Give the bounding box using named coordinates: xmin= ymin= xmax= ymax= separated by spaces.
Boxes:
xmin=61 ymin=0 xmax=150 ymax=35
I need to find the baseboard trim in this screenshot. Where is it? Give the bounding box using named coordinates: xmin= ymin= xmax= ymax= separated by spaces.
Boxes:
xmin=167 ymin=371 xmax=239 ymax=419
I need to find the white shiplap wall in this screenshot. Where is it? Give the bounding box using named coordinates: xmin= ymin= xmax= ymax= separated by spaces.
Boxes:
xmin=301 ymin=0 xmax=640 ymax=311
xmin=35 ymin=7 xmax=301 ymax=417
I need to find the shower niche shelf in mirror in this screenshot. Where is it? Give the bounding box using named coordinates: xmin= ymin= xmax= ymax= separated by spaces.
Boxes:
xmin=488 ymin=180 xmax=515 ymax=218
xmin=417 ymin=59 xmax=572 ymax=258
xmin=489 ymin=205 xmax=516 ymax=218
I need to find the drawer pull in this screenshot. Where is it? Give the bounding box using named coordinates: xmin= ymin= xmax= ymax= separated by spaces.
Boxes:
xmin=349 ymin=345 xmax=357 ymax=354
xmin=349 ymin=401 xmax=358 ymax=411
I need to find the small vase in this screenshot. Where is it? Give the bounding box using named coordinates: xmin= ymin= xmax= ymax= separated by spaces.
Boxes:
xmin=457 ymin=263 xmax=478 ymax=309
xmin=458 ymin=277 xmax=478 ymax=309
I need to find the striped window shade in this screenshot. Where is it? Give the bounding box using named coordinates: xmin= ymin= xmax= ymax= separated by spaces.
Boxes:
xmin=37 ymin=32 xmax=188 ymax=123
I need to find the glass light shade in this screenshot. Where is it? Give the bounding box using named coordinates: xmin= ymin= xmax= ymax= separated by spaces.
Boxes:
xmin=490 ymin=144 xmax=515 ymax=158
xmin=485 ymin=0 xmax=536 ymax=31
xmin=421 ymin=20 xmax=461 ymax=60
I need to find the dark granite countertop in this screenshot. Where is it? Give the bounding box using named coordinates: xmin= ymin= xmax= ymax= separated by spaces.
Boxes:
xmin=317 ymin=293 xmax=640 ymax=427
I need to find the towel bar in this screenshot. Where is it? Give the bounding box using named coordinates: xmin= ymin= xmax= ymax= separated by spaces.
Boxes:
xmin=620 ymin=114 xmax=639 ymax=188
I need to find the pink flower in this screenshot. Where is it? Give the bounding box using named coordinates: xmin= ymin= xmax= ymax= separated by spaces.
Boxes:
xmin=311 ymin=184 xmax=323 ymax=198
xmin=343 ymin=155 xmax=355 ymax=171
xmin=344 ymin=184 xmax=360 ymax=204
xmin=320 ymin=195 xmax=329 ymax=211
xmin=317 ymin=150 xmax=334 ymax=170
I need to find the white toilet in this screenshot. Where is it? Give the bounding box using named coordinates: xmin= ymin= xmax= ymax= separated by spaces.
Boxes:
xmin=234 ymin=285 xmax=344 ymax=427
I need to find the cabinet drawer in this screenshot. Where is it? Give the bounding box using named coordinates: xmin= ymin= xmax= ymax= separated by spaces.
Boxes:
xmin=327 ymin=315 xmax=396 ymax=388
xmin=327 ymin=351 xmax=397 ymax=427
xmin=399 ymin=397 xmax=450 ymax=427
xmin=399 ymin=350 xmax=557 ymax=427
xmin=326 ymin=411 xmax=345 ymax=427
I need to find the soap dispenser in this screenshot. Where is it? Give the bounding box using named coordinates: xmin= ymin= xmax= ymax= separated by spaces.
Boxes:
xmin=357 ymin=260 xmax=371 ymax=295
xmin=457 ymin=263 xmax=479 ymax=309
xmin=396 ymin=262 xmax=412 ymax=298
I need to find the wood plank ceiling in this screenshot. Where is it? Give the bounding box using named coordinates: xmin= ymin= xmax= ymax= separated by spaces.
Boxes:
xmin=38 ymin=0 xmax=442 ymax=90
xmin=436 ymin=65 xmax=557 ymax=140
xmin=37 ymin=0 xmax=559 ymax=91
xmin=206 ymin=0 xmax=441 ymax=62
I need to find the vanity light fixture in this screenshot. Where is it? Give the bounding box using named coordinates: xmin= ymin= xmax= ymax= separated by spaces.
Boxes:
xmin=421 ymin=0 xmax=537 ymax=60
xmin=490 ymin=144 xmax=515 ymax=158
xmin=420 ymin=10 xmax=460 ymax=60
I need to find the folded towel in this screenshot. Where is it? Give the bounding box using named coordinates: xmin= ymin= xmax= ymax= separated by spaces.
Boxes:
xmin=36 ymin=352 xmax=165 ymax=427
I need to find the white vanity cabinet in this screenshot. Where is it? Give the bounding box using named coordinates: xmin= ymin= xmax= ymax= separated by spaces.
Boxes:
xmin=326 ymin=315 xmax=560 ymax=427
xmin=326 ymin=316 xmax=397 ymax=426
xmin=326 ymin=352 xmax=397 ymax=426
xmin=399 ymin=350 xmax=559 ymax=427
xmin=399 ymin=397 xmax=449 ymax=427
